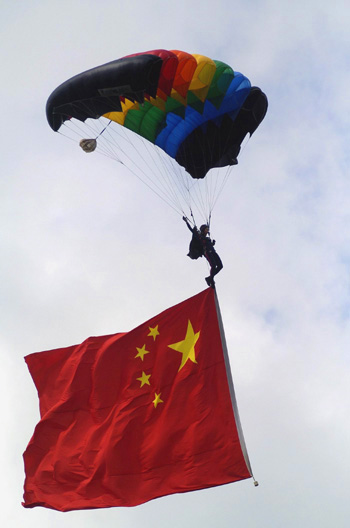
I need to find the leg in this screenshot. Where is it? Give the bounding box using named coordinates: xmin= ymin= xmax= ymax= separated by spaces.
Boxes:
xmin=205 ymin=251 xmax=223 ymax=288
xmin=209 ymin=252 xmax=223 ymax=279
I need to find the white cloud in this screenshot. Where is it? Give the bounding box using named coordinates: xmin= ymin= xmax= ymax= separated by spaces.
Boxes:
xmin=1 ymin=1 xmax=350 ymax=526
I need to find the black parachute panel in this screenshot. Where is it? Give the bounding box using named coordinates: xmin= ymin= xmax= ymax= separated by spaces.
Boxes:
xmin=175 ymin=87 xmax=268 ymax=179
xmin=46 ymin=55 xmax=163 ymax=132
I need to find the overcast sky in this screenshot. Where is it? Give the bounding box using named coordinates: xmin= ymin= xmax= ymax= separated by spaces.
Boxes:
xmin=1 ymin=1 xmax=350 ymax=526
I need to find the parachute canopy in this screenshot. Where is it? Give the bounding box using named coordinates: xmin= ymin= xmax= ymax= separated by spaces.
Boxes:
xmin=46 ymin=49 xmax=267 ymax=180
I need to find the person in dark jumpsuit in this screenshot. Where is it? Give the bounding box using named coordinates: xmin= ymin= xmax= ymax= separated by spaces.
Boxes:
xmin=183 ymin=216 xmax=223 ymax=288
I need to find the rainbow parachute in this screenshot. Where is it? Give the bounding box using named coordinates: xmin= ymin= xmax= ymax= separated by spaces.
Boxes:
xmin=46 ymin=50 xmax=267 ymax=219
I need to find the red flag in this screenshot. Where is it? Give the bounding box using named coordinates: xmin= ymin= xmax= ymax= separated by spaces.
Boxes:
xmin=23 ymin=288 xmax=253 ymax=511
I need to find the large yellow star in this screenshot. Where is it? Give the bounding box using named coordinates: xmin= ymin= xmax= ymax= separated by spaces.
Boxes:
xmin=153 ymin=392 xmax=163 ymax=408
xmin=135 ymin=344 xmax=150 ymax=361
xmin=148 ymin=325 xmax=160 ymax=341
xmin=136 ymin=371 xmax=151 ymax=387
xmin=168 ymin=320 xmax=200 ymax=371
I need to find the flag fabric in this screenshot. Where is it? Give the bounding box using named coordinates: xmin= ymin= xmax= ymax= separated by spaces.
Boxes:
xmin=22 ymin=288 xmax=252 ymax=511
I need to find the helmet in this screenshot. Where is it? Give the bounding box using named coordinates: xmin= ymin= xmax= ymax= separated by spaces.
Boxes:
xmin=200 ymin=224 xmax=209 ymax=233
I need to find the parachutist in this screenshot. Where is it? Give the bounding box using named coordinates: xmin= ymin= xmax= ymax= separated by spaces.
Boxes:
xmin=183 ymin=216 xmax=223 ymax=288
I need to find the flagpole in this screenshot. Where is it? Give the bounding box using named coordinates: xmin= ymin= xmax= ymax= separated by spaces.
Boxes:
xmin=213 ymin=289 xmax=258 ymax=486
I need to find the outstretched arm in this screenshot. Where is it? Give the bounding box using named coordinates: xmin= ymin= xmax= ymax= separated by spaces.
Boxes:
xmin=182 ymin=216 xmax=195 ymax=233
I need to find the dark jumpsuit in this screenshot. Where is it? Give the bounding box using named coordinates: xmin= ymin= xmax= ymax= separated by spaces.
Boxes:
xmin=200 ymin=234 xmax=223 ymax=280
xmin=185 ymin=221 xmax=223 ymax=281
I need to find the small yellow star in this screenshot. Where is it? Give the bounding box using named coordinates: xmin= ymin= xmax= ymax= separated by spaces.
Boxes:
xmin=148 ymin=325 xmax=160 ymax=341
xmin=135 ymin=344 xmax=150 ymax=361
xmin=153 ymin=392 xmax=164 ymax=408
xmin=168 ymin=320 xmax=200 ymax=371
xmin=137 ymin=371 xmax=151 ymax=388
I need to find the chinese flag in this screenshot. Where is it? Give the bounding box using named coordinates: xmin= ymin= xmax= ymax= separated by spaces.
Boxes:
xmin=23 ymin=288 xmax=253 ymax=511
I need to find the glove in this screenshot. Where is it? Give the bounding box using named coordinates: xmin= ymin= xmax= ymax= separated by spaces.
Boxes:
xmin=182 ymin=216 xmax=187 ymax=221
xmin=212 ymin=240 xmax=216 ymax=245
